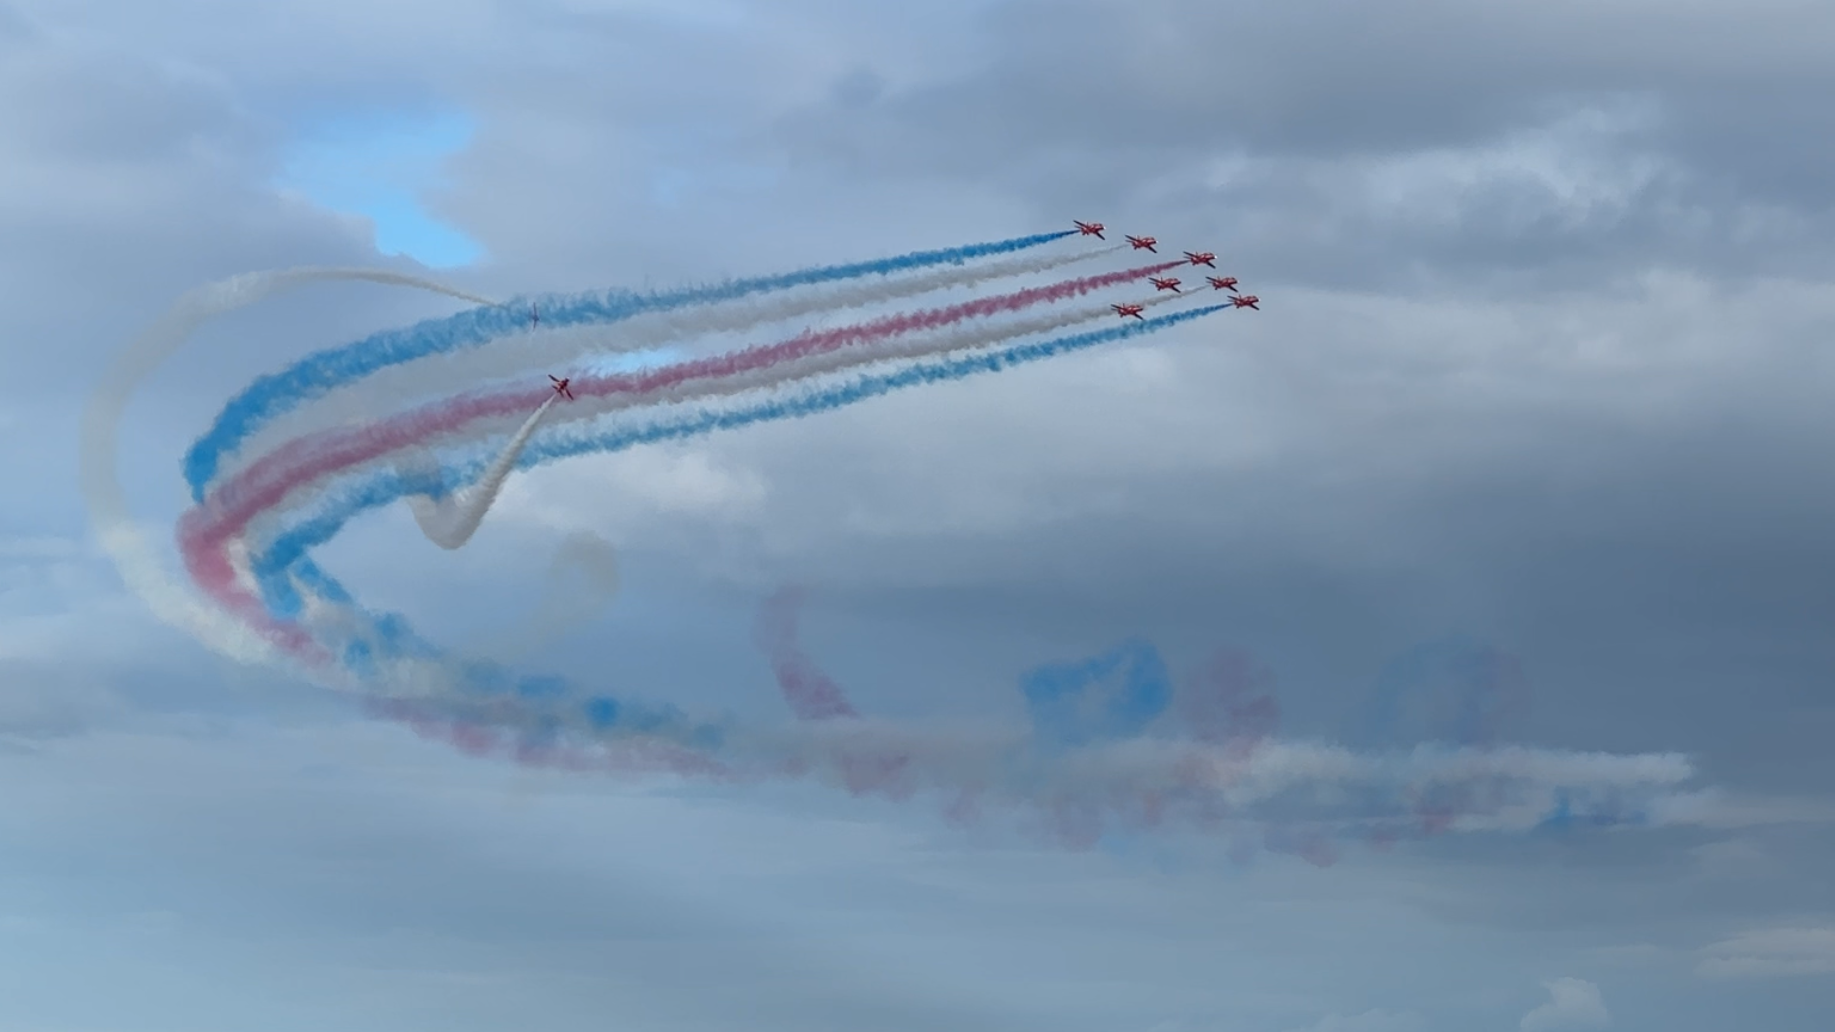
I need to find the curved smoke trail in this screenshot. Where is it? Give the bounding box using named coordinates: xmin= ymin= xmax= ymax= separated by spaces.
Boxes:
xmin=183 ymin=230 xmax=1077 ymax=497
xmin=220 ymin=302 xmax=1229 ymax=633
xmin=224 ymin=243 xmax=1123 ymax=483
xmin=406 ymin=394 xmax=558 ymax=549
xmin=193 ymin=277 xmax=1190 ymax=561
xmin=90 ymin=241 xmax=1744 ymax=866
xmin=197 ymin=259 xmax=1183 ymax=518
xmin=80 ymin=267 xmax=494 ymax=665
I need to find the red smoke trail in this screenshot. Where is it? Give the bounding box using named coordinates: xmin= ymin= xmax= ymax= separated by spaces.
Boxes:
xmin=200 ymin=258 xmax=1183 ymax=517
xmin=754 ymin=587 xmax=858 ymax=720
xmin=178 ymin=261 xmax=1184 ymax=623
xmin=1181 ymin=647 xmax=1281 ymax=761
xmin=752 ymin=588 xmax=923 ymax=800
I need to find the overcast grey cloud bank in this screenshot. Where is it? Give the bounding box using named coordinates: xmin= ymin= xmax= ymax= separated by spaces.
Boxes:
xmin=2 ymin=0 xmax=1834 ymax=1029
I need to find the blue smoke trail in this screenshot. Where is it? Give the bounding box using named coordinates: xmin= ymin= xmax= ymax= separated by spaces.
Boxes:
xmin=248 ymin=303 xmax=1230 ymax=625
xmin=183 ymin=230 xmax=1078 ymax=500
xmin=290 ymin=555 xmax=724 ymax=746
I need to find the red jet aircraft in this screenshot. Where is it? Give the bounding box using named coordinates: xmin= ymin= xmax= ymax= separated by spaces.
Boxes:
xmin=549 ymin=374 xmax=575 ymax=400
xmin=1073 ymin=220 xmax=1106 ymax=238
xmin=1149 ymin=276 xmax=1182 ymax=292
xmin=1206 ymin=276 xmax=1239 ymax=292
xmin=1111 ymin=302 xmax=1145 ymax=320
xmin=1184 ymin=251 xmax=1217 ymax=268
xmin=1126 ymin=234 xmax=1157 ymax=252
xmin=1229 ymin=295 xmax=1260 ymax=310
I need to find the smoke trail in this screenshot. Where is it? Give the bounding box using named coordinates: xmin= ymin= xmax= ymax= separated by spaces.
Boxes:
xmin=1179 ymin=648 xmax=1281 ymax=761
xmin=244 ymin=303 xmax=1233 ymax=622
xmin=206 ymin=263 xmax=1186 ymax=523
xmin=368 ymin=639 xmax=1699 ymax=854
xmin=223 ymin=245 xmax=1125 ymax=484
xmin=1345 ymin=636 xmax=1534 ymax=839
xmin=122 ymin=258 xmax=1744 ymax=865
xmin=755 ymin=587 xmax=857 ymax=720
xmin=200 ymin=563 xmax=1706 ymax=862
xmin=187 ymin=288 xmax=1195 ymax=595
xmin=184 ymin=230 xmax=1078 ymax=496
xmin=80 ymin=266 xmax=494 ymax=665
xmin=406 ymin=394 xmax=557 ymax=549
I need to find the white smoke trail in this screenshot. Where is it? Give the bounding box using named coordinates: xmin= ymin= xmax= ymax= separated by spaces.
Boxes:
xmin=234 ymin=292 xmax=1194 ymax=557
xmin=379 ymin=686 xmax=1712 ymax=837
xmin=219 ymin=246 xmax=1123 ymax=487
xmin=79 ymin=267 xmax=494 ymax=664
xmin=407 ymin=394 xmax=558 ymax=549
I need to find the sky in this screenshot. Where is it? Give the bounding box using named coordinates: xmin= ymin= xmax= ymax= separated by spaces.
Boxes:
xmin=4 ymin=0 xmax=1835 ymax=1029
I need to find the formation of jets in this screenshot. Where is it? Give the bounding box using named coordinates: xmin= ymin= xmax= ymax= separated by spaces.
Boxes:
xmin=542 ymin=220 xmax=1252 ymax=405
xmin=1071 ymin=220 xmax=1258 ymax=318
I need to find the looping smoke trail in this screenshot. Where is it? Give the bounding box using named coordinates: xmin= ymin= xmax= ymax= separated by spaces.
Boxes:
xmin=233 ymin=302 xmax=1231 ymax=626
xmin=82 ymin=233 xmax=1217 ymax=683
xmin=80 ymin=267 xmax=494 ymax=666
xmin=223 ymin=286 xmax=1184 ymax=549
xmin=113 ymin=236 xmax=1679 ymax=871
xmin=180 ymin=293 xmax=1207 ymax=623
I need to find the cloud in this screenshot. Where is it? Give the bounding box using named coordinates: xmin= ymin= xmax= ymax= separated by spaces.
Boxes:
xmin=1520 ymin=978 xmax=1609 ymax=1030
xmin=1517 ymin=978 xmax=1610 ymax=1031
xmin=6 ymin=1 xmax=1835 ymax=1029
xmin=1284 ymin=1008 xmax=1424 ymax=1032
xmin=0 ymin=662 xmax=125 ymax=742
xmin=1698 ymin=927 xmax=1835 ymax=979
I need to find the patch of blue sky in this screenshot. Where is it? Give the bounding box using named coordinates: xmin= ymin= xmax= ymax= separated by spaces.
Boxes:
xmin=582 ymin=347 xmax=685 ymax=376
xmin=276 ymin=108 xmax=484 ymax=268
